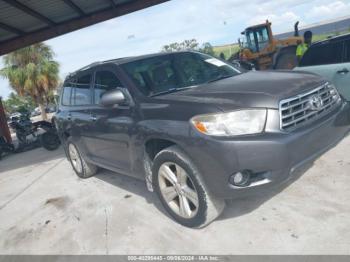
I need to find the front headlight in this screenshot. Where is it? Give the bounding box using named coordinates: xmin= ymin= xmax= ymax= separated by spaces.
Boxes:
xmin=190 ymin=109 xmax=267 ymax=136
xmin=326 ymin=82 xmax=342 ymax=103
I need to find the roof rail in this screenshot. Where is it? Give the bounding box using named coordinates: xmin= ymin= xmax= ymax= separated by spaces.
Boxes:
xmin=102 ymin=57 xmax=132 ymax=63
xmin=312 ymin=32 xmax=350 ymax=46
xmin=65 ymin=56 xmax=134 ymax=79
xmin=77 ymin=61 xmax=103 ymax=71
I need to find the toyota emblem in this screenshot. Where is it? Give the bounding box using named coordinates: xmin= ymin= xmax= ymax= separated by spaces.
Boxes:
xmin=308 ymin=95 xmax=324 ymax=111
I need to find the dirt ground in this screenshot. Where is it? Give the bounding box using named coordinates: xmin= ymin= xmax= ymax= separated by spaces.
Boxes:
xmin=0 ymin=135 xmax=349 ymax=254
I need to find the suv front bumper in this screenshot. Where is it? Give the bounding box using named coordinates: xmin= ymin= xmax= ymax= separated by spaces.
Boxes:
xmin=184 ymin=102 xmax=350 ymax=199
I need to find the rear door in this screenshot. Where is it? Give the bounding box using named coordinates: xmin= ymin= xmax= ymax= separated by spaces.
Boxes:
xmin=84 ymin=66 xmax=135 ymax=175
xmin=297 ymin=40 xmax=350 ymax=100
xmin=69 ymin=72 xmax=93 ymax=152
xmin=55 ymin=80 xmax=75 ymax=141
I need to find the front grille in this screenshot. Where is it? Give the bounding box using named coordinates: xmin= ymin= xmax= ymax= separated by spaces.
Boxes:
xmin=279 ymin=83 xmax=341 ymax=131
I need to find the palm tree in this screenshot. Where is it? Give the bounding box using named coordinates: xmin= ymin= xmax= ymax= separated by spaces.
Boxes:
xmin=0 ymin=43 xmax=59 ymax=120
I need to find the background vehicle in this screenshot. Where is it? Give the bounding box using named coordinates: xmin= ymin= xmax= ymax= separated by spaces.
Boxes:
xmin=55 ymin=51 xmax=349 ymax=228
xmin=9 ymin=112 xmax=21 ymax=119
xmin=9 ymin=112 xmax=60 ymax=151
xmin=294 ymin=33 xmax=350 ymax=101
xmin=230 ymin=20 xmax=303 ymax=70
xmin=31 ymin=105 xmax=56 ymax=116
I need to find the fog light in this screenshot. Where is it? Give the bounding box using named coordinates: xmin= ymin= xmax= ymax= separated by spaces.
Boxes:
xmin=230 ymin=170 xmax=251 ymax=187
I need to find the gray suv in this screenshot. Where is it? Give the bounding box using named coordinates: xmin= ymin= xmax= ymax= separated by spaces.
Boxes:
xmin=55 ymin=51 xmax=350 ymax=228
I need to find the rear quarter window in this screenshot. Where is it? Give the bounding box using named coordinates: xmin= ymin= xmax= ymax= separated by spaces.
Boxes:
xmin=61 ymin=85 xmax=73 ymax=106
xmin=300 ymin=41 xmax=344 ymax=67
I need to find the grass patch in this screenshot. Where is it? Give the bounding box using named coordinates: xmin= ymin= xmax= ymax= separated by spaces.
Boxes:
xmin=213 ymin=44 xmax=239 ymax=59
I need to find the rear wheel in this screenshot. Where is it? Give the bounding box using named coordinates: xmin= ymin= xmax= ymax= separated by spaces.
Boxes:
xmin=40 ymin=131 xmax=60 ymax=151
xmin=67 ymin=140 xmax=97 ymax=178
xmin=152 ymin=145 xmax=225 ymax=228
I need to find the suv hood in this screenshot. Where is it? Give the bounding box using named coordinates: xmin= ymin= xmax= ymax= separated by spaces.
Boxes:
xmin=159 ymin=70 xmax=325 ymax=111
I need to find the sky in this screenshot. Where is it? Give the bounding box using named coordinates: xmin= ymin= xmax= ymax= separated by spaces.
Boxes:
xmin=1 ymin=0 xmax=350 ymax=98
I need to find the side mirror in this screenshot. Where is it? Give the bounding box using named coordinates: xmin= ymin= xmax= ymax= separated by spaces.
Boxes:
xmin=100 ymin=89 xmax=126 ymax=107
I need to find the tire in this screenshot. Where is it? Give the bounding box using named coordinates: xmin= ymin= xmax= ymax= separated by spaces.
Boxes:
xmin=40 ymin=131 xmax=61 ymax=151
xmin=274 ymin=46 xmax=298 ymax=70
xmin=66 ymin=138 xmax=98 ymax=178
xmin=152 ymin=145 xmax=225 ymax=228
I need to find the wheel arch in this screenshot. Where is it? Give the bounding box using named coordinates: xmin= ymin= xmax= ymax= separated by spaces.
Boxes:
xmin=143 ymin=137 xmax=188 ymax=191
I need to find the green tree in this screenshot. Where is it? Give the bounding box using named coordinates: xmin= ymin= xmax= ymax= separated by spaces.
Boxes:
xmin=162 ymin=39 xmax=215 ymax=56
xmin=0 ymin=43 xmax=59 ymax=120
xmin=162 ymin=39 xmax=200 ymax=52
xmin=199 ymin=42 xmax=215 ymax=56
xmin=3 ymin=92 xmax=36 ymax=114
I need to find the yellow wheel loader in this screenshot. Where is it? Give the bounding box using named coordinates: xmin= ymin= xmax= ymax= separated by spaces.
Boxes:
xmin=231 ymin=21 xmax=303 ymax=70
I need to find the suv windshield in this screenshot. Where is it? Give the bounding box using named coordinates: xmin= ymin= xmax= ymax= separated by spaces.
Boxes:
xmin=122 ymin=52 xmax=241 ymax=96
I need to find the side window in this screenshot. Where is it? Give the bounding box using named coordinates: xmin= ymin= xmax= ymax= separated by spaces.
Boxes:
xmin=73 ymin=74 xmax=92 ymax=106
xmin=94 ymin=70 xmax=123 ymax=104
xmin=61 ymin=85 xmax=73 ymax=106
xmin=300 ymin=42 xmax=343 ymax=67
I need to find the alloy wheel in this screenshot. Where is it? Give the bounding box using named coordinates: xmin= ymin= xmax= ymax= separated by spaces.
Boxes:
xmin=158 ymin=162 xmax=199 ymax=219
xmin=68 ymin=143 xmax=83 ymax=173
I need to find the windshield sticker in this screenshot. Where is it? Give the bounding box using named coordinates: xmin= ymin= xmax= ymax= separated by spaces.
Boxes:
xmin=205 ymin=58 xmax=227 ymax=67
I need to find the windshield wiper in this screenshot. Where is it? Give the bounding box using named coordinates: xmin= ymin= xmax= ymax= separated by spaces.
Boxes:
xmin=207 ymin=75 xmax=233 ymax=83
xmin=150 ymin=87 xmax=192 ymax=97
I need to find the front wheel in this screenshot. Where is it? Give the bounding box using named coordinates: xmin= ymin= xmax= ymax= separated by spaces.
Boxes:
xmin=152 ymin=145 xmax=225 ymax=228
xmin=66 ymin=139 xmax=97 ymax=178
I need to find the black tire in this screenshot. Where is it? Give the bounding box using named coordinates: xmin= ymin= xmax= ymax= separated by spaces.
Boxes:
xmin=65 ymin=138 xmax=98 ymax=178
xmin=40 ymin=131 xmax=61 ymax=151
xmin=274 ymin=46 xmax=298 ymax=70
xmin=152 ymin=145 xmax=225 ymax=228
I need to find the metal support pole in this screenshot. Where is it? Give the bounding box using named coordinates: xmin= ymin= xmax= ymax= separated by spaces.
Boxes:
xmin=0 ymin=97 xmax=12 ymax=143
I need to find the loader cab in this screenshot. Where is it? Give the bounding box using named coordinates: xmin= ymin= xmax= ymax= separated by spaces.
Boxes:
xmin=241 ymin=22 xmax=273 ymax=53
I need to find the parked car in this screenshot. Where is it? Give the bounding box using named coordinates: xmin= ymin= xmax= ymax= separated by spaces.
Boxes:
xmin=55 ymin=51 xmax=350 ymax=228
xmin=31 ymin=110 xmax=41 ymax=117
xmin=46 ymin=105 xmax=57 ymax=113
xmin=294 ymin=33 xmax=350 ymax=101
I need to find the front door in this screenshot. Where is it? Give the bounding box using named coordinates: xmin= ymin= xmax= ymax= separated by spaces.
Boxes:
xmin=333 ymin=39 xmax=350 ymax=101
xmin=84 ymin=67 xmax=135 ymax=175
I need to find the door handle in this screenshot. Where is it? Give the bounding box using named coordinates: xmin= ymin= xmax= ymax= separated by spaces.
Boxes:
xmin=337 ymin=68 xmax=349 ymax=74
